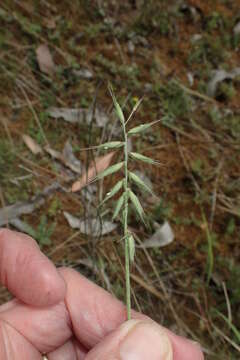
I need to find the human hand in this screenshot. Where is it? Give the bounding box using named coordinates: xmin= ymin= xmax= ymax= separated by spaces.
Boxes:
xmin=0 ymin=229 xmax=204 ymax=359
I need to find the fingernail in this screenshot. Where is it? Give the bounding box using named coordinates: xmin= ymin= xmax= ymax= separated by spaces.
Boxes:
xmin=119 ymin=320 xmax=173 ymax=360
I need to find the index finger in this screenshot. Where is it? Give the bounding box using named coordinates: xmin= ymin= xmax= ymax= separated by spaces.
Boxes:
xmin=0 ymin=229 xmax=66 ymax=307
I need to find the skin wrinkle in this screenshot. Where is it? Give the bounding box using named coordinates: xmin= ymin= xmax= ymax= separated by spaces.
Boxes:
xmin=99 ymin=301 xmax=126 ymax=337
xmin=0 ymin=321 xmax=11 ymax=359
xmin=31 ymin=301 xmax=72 ymax=353
xmin=14 ymin=245 xmax=33 ymax=290
xmin=0 ymin=230 xmax=36 ymax=302
xmin=0 ymin=299 xmax=17 ymax=314
xmin=72 ymin=339 xmax=79 ymax=360
xmin=75 ymin=341 xmax=87 ymax=360
xmin=0 ymin=318 xmax=43 ymax=359
xmin=0 ymin=317 xmax=35 ymax=355
xmin=0 ymin=300 xmax=72 ymax=354
xmin=61 ymin=283 xmax=74 ymax=333
xmin=29 ymin=254 xmax=53 ymax=304
xmin=93 ymin=299 xmax=108 ymax=338
xmin=82 ymin=311 xmax=102 ymax=338
xmin=57 ymin=270 xmax=88 ymax=356
xmin=16 ymin=251 xmax=55 ymax=305
xmin=48 ymin=337 xmax=87 ymax=360
xmin=59 ymin=268 xmax=94 ymax=349
xmin=48 ymin=339 xmax=76 ymax=360
xmin=73 ymin=338 xmax=87 ymax=360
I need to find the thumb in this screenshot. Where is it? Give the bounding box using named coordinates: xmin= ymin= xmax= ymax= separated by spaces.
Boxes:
xmin=86 ymin=319 xmax=173 ymax=360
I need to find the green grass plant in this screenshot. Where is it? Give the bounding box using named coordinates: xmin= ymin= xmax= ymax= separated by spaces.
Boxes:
xmin=94 ymin=86 xmax=159 ymax=319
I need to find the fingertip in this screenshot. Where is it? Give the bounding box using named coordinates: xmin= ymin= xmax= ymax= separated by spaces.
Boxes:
xmin=86 ymin=320 xmax=173 ymax=360
xmin=0 ymin=229 xmax=66 ymax=307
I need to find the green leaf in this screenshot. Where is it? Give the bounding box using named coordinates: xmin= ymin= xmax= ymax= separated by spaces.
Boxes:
xmin=127 ymin=120 xmax=161 ymax=136
xmin=109 ymin=85 xmax=125 ymax=124
xmin=128 ymin=171 xmax=156 ymax=197
xmin=112 ymin=193 xmax=125 ymax=220
xmin=115 ymin=103 xmax=125 ymax=124
xmin=128 ymin=234 xmax=135 ymax=262
xmin=129 ymin=190 xmax=145 ymax=224
xmin=97 ymin=141 xmax=124 ymax=150
xmin=96 ymin=162 xmax=123 ymax=180
xmin=130 ymin=152 xmax=159 ymax=165
xmin=100 ymin=179 xmax=123 ymax=205
xmin=128 ymin=124 xmax=149 ymax=135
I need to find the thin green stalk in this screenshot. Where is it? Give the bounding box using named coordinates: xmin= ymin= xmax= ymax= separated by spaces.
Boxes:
xmin=104 ymin=87 xmax=158 ymax=319
xmin=123 ymin=121 xmax=131 ymax=320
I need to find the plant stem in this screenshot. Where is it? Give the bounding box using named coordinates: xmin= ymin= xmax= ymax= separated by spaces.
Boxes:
xmin=123 ymin=122 xmax=131 ymax=320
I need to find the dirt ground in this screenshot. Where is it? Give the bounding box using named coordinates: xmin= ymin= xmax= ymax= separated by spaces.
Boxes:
xmin=0 ymin=1 xmax=240 ymax=358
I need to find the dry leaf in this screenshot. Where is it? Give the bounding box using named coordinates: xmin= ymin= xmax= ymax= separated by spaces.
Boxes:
xmin=207 ymin=68 xmax=240 ymax=97
xmin=45 ymin=140 xmax=82 ymax=174
xmin=0 ymin=182 xmax=60 ymax=226
xmin=0 ymin=201 xmax=42 ymax=226
xmin=45 ymin=146 xmax=63 ymax=161
xmin=72 ymin=152 xmax=115 ymax=192
xmin=81 ymin=184 xmax=97 ymax=202
xmin=62 ymin=140 xmax=82 ymax=174
xmin=36 ymin=44 xmax=55 ymax=76
xmin=48 ymin=107 xmax=109 ymax=127
xmin=139 ymin=221 xmax=174 ymax=248
xmin=9 ymin=218 xmax=35 ymax=236
xmin=48 ymin=107 xmax=86 ymax=123
xmin=22 ymin=134 xmax=42 ymax=155
xmin=63 ymin=211 xmax=117 ymax=236
xmin=73 ymin=68 xmax=94 ymax=79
